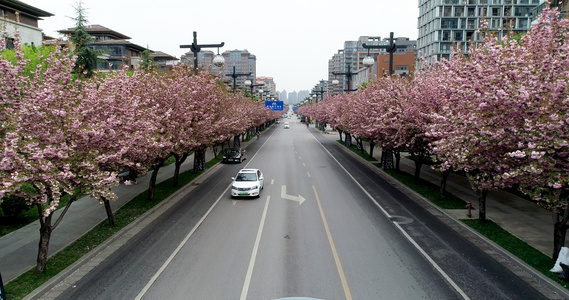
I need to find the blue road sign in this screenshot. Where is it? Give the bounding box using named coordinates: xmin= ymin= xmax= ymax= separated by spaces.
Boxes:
xmin=265 ymin=101 xmax=284 ymax=111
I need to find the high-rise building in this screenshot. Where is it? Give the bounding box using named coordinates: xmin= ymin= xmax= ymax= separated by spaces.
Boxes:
xmin=417 ymin=0 xmax=541 ymax=66
xmin=288 ymin=91 xmax=298 ymax=104
xmin=257 ymin=76 xmax=276 ymax=99
xmin=329 ymin=36 xmax=416 ymax=94
xmin=279 ymin=90 xmax=288 ymax=104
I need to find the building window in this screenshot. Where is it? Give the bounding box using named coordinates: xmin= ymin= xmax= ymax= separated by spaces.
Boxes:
xmin=454 ymin=31 xmax=464 ymax=41
xmin=442 ymin=19 xmax=458 ymax=29
xmin=492 ymin=7 xmax=502 ymax=16
xmin=515 ymin=7 xmax=531 ymax=16
xmin=455 ymin=7 xmax=464 ymax=17
xmin=5 ymin=37 xmax=15 ymax=49
xmin=442 ymin=31 xmax=451 ymax=41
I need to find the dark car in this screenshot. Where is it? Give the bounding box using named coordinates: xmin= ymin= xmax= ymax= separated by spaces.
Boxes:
xmin=223 ymin=147 xmax=247 ymax=163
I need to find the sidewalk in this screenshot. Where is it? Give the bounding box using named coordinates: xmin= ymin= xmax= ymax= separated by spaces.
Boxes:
xmin=317 ymin=125 xmax=554 ymax=258
xmin=0 ymin=141 xmax=248 ymax=283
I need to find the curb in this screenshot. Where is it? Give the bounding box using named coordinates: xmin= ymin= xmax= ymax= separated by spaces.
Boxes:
xmin=24 ymin=162 xmax=224 ymax=300
xmin=327 ymin=134 xmax=569 ymax=299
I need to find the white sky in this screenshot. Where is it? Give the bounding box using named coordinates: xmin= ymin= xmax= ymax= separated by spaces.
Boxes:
xmin=23 ymin=0 xmax=419 ymax=92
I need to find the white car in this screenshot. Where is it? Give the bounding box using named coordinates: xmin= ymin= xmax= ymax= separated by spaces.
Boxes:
xmin=284 ymin=122 xmax=290 ymax=129
xmin=231 ymin=169 xmax=264 ymax=198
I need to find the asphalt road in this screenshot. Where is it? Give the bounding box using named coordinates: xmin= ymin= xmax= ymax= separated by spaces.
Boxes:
xmin=56 ymin=118 xmax=547 ymax=300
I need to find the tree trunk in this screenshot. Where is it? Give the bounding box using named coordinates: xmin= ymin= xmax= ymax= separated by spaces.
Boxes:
xmin=477 ymin=187 xmax=488 ymax=221
xmin=338 ymin=129 xmax=343 ymax=142
xmin=369 ymin=141 xmax=375 ymax=159
xmin=35 ymin=206 xmax=53 ymax=274
xmin=553 ymin=208 xmax=569 ymax=263
xmin=439 ymin=169 xmax=450 ymax=201
xmin=414 ymin=159 xmax=423 ymax=183
xmin=35 ymin=195 xmax=75 ymax=274
xmin=103 ymin=197 xmax=115 ymax=226
xmin=173 ymin=153 xmax=188 ymax=187
xmin=233 ymin=135 xmax=240 ymax=148
xmin=148 ymin=161 xmax=163 ymax=201
xmin=466 ymin=173 xmax=488 ymax=221
xmin=410 ymin=151 xmax=424 ymax=183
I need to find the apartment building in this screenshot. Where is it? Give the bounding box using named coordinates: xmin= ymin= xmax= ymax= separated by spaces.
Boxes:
xmin=417 ymin=0 xmax=541 ymax=65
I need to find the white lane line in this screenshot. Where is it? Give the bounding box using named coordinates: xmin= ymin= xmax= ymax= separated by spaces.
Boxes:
xmin=307 ymin=172 xmax=311 ymax=178
xmin=240 ymin=196 xmax=271 ymax=300
xmin=309 ymin=133 xmax=470 ymax=300
xmin=135 ymin=184 xmax=232 ymax=300
xmin=393 ymin=222 xmax=470 ymax=300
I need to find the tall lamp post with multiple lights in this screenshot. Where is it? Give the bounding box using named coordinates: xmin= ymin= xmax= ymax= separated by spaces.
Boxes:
xmin=226 ymin=66 xmax=251 ymax=94
xmin=179 ymin=31 xmax=224 ymax=171
xmin=332 ymin=64 xmax=358 ymax=93
xmin=362 ymin=32 xmax=403 ymax=76
xmin=244 ymin=78 xmax=264 ymax=98
xmin=180 ymin=31 xmax=225 ymax=75
xmin=361 ymin=32 xmax=404 ymax=169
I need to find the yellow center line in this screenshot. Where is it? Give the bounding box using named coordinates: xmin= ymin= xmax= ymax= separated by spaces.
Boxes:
xmin=313 ymin=186 xmax=352 ymax=300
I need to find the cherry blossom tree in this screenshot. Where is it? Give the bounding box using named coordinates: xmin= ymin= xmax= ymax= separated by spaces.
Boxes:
xmin=1 ymin=38 xmax=117 ymax=274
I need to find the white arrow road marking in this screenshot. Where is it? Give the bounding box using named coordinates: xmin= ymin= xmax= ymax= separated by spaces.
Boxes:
xmin=232 ymin=199 xmax=240 ymax=206
xmin=281 ymin=185 xmax=305 ymax=205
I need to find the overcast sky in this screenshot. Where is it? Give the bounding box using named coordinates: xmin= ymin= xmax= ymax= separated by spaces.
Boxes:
xmin=24 ymin=0 xmax=419 ymax=92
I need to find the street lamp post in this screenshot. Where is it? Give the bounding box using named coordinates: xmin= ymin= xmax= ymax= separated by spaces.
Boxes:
xmin=244 ymin=78 xmax=264 ymax=98
xmin=180 ymin=31 xmax=225 ymax=75
xmin=362 ymin=32 xmax=404 ymax=76
xmin=313 ymin=86 xmax=326 ymax=102
xmin=332 ymin=64 xmax=358 ymax=93
xmin=227 ymin=66 xmax=251 ymax=94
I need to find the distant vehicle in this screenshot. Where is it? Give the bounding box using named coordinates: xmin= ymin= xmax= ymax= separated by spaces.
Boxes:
xmin=223 ymin=147 xmax=247 ymax=163
xmin=284 ymin=122 xmax=290 ymax=129
xmin=300 ymin=116 xmax=306 ymax=122
xmin=231 ymin=169 xmax=264 ymax=198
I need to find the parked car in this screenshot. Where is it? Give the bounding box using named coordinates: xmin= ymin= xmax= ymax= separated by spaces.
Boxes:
xmin=223 ymin=147 xmax=247 ymax=163
xmin=284 ymin=122 xmax=290 ymax=129
xmin=231 ymin=169 xmax=264 ymax=198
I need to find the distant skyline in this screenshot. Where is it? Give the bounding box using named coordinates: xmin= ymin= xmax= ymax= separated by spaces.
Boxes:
xmin=24 ymin=0 xmax=418 ymax=92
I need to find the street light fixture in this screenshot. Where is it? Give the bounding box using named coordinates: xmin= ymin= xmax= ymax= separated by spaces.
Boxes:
xmin=362 ymin=32 xmax=403 ymax=76
xmin=180 ymin=31 xmax=225 ymax=75
xmin=244 ymin=78 xmax=265 ymax=98
xmin=362 ymin=47 xmax=375 ymax=68
xmin=333 ymin=64 xmax=358 ymax=93
xmin=226 ymin=66 xmax=251 ymax=94
xmin=213 ymin=48 xmax=224 ymax=67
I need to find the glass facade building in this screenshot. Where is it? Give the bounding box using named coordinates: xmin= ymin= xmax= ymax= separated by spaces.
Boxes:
xmin=417 ymin=0 xmax=542 ymax=66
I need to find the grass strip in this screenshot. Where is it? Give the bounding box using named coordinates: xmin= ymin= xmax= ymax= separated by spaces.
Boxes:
xmin=462 ymin=219 xmax=566 ymax=286
xmin=5 ymin=153 xmax=223 ymax=300
xmin=337 ymin=139 xmax=465 ymax=209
